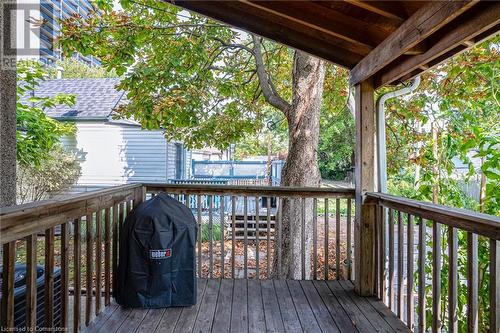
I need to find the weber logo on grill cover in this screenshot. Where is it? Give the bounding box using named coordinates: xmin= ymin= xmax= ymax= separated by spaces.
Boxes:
xmin=150 ymin=249 xmax=172 ymax=259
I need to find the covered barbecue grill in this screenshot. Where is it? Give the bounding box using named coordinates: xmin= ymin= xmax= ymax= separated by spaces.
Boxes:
xmin=115 ymin=193 xmax=197 ymax=308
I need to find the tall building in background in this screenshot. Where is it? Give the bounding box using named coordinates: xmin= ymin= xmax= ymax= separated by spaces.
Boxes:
xmin=38 ymin=0 xmax=100 ymax=66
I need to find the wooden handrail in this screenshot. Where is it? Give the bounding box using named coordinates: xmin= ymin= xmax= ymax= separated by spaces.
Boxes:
xmin=366 ymin=192 xmax=500 ymax=240
xmin=144 ymin=183 xmax=355 ymax=197
xmin=0 ymin=183 xmax=141 ymax=245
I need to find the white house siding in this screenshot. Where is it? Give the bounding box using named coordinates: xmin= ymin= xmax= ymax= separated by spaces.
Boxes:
xmin=185 ymin=150 xmax=192 ymax=179
xmin=164 ymin=142 xmax=192 ymax=180
xmin=166 ymin=142 xmax=177 ymax=181
xmin=61 ymin=121 xmax=172 ymax=192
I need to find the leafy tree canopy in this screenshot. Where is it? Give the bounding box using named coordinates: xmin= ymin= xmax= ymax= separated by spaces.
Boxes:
xmin=384 ymin=36 xmax=499 ymax=215
xmin=47 ymin=57 xmax=118 ymax=78
xmin=59 ymin=0 xmax=351 ymax=160
xmin=17 ymin=60 xmax=76 ymax=167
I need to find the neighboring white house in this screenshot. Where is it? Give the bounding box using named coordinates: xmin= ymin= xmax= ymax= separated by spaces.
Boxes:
xmin=31 ymin=78 xmax=191 ymax=192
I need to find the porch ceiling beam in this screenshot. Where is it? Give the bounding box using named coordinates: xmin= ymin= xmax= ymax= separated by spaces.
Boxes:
xmin=375 ymin=1 xmax=500 ymax=87
xmin=349 ymin=0 xmax=478 ymax=86
xmin=241 ymin=0 xmax=375 ymax=55
xmin=343 ymin=0 xmax=406 ymax=22
xmin=169 ymin=0 xmax=363 ymax=68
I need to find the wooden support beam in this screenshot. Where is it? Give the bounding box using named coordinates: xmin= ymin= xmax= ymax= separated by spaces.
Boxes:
xmin=344 ymin=0 xmax=406 ymax=22
xmin=375 ymin=2 xmax=500 ymax=87
xmin=350 ymin=0 xmax=477 ymax=85
xmin=171 ymin=0 xmax=362 ymax=68
xmin=243 ymin=0 xmax=375 ymax=55
xmin=354 ymin=78 xmax=377 ymax=296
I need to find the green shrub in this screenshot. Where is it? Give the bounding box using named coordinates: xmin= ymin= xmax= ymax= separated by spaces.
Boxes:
xmin=200 ymin=223 xmax=222 ymax=242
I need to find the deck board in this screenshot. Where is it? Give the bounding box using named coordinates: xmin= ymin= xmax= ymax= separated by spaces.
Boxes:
xmin=211 ymin=279 xmax=233 ymax=333
xmin=230 ymin=279 xmax=248 ymax=333
xmin=261 ymin=280 xmax=286 ymax=333
xmin=155 ymin=307 xmax=182 ymax=333
xmin=287 ymin=280 xmax=322 ymax=333
xmin=135 ymin=308 xmax=165 ymax=333
xmin=117 ymin=308 xmax=148 ymax=333
xmin=247 ymin=280 xmax=266 ymax=333
xmin=338 ymin=280 xmax=397 ymax=333
xmin=82 ymin=279 xmax=410 ymax=333
xmin=300 ymin=280 xmax=340 ymax=333
xmin=193 ymin=279 xmax=220 ymax=333
xmin=312 ymin=280 xmax=358 ymax=332
xmin=273 ymin=280 xmax=301 ymax=333
xmin=326 ymin=280 xmax=376 ymax=333
xmin=173 ymin=278 xmax=208 ymax=333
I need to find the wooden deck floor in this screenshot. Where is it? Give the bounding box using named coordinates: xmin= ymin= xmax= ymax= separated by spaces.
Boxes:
xmin=84 ymin=279 xmax=410 ymax=333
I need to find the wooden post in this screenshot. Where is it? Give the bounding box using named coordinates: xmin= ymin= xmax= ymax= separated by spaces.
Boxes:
xmin=354 ymin=78 xmax=377 ymax=296
xmin=134 ymin=186 xmax=146 ymax=207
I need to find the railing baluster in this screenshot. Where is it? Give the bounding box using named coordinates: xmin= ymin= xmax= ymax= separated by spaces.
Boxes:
xmin=379 ymin=206 xmax=386 ymax=302
xmin=267 ymin=197 xmax=271 ymax=279
xmin=335 ymin=198 xmax=341 ymax=280
xmin=301 ymin=197 xmax=306 ymax=280
xmin=448 ymin=226 xmax=458 ymax=333
xmin=220 ymin=195 xmax=225 ymax=278
xmin=467 ymin=232 xmax=478 ymax=333
xmin=74 ymin=218 xmax=81 ymax=332
xmin=324 ymin=198 xmax=329 ymax=280
xmin=1 ymin=242 xmax=15 ymax=329
xmin=433 ymin=222 xmax=442 ymax=333
xmin=418 ymin=218 xmax=426 ymax=333
xmin=388 ymin=208 xmax=395 ymax=312
xmin=61 ymin=222 xmax=70 ymax=328
xmin=347 ymin=198 xmax=352 ymax=280
xmin=277 ymin=197 xmax=283 ymax=277
xmin=490 ymin=239 xmax=499 ymax=332
xmin=209 ymin=195 xmax=214 ymax=279
xmin=231 ymin=196 xmax=236 ymax=278
xmin=26 ymin=234 xmax=37 ymax=330
xmin=112 ymin=204 xmax=119 ymax=293
xmin=44 ymin=227 xmax=55 ymax=328
xmin=127 ymin=199 xmax=132 ymax=214
xmin=313 ymin=198 xmax=318 ymax=280
xmin=86 ymin=213 xmax=94 ymax=326
xmin=244 ymin=195 xmax=248 ymax=279
xmin=104 ymin=207 xmax=111 ymax=306
xmin=397 ymin=211 xmax=403 ymax=320
xmin=256 ymin=196 xmax=260 ymax=279
xmin=197 ymin=195 xmax=202 ymax=278
xmin=95 ymin=209 xmax=102 ymax=315
xmin=407 ymin=214 xmax=414 ymax=330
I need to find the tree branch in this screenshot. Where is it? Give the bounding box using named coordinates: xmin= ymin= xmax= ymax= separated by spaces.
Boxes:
xmin=252 ymin=35 xmax=291 ymax=113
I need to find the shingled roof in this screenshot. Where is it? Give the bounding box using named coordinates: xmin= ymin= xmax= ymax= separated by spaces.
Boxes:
xmin=30 ymin=78 xmax=126 ymax=120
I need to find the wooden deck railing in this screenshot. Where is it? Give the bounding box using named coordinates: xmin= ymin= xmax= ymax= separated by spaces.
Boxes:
xmin=144 ymin=183 xmax=355 ymax=280
xmin=0 ymin=183 xmax=354 ymax=332
xmin=366 ymin=192 xmax=500 ymax=332
xmin=2 ymin=184 xmax=498 ymax=332
xmin=0 ymin=183 xmax=144 ymax=332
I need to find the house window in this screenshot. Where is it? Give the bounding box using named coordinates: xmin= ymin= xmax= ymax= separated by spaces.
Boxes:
xmin=175 ymin=143 xmax=184 ymax=179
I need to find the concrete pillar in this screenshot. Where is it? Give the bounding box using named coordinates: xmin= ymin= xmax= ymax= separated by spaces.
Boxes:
xmin=0 ymin=2 xmax=17 ymax=207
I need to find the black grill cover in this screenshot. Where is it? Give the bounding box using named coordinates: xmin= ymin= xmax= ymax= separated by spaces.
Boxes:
xmin=114 ymin=193 xmax=197 ymax=308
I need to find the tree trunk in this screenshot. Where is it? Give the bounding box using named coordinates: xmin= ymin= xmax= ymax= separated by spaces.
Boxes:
xmin=272 ymin=51 xmax=325 ymax=279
